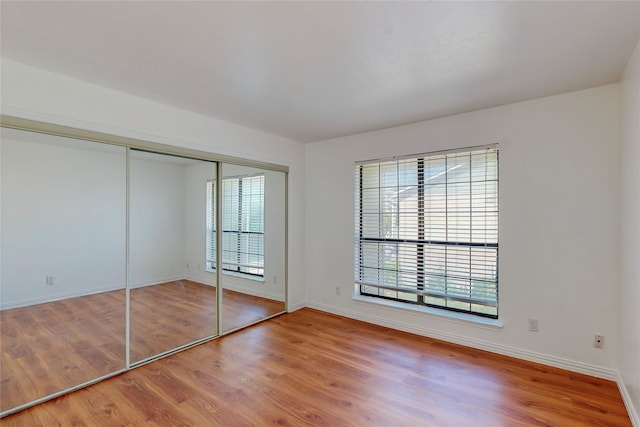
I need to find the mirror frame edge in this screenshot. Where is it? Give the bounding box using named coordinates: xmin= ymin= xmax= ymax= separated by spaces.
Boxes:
xmin=0 ymin=115 xmax=290 ymax=417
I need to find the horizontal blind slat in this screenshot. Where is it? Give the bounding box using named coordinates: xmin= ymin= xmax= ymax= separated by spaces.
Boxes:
xmin=355 ymin=146 xmax=498 ymax=318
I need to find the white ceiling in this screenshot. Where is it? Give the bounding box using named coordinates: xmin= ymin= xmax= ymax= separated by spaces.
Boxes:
xmin=1 ymin=1 xmax=639 ymax=143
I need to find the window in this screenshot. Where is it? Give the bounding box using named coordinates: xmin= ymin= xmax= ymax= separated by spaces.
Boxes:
xmin=206 ymin=175 xmax=265 ymax=277
xmin=206 ymin=179 xmax=217 ymax=272
xmin=354 ymin=146 xmax=498 ymax=318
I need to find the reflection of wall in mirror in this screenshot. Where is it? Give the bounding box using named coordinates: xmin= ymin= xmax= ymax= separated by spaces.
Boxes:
xmin=184 ymin=161 xmax=218 ymax=287
xmin=0 ymin=136 xmax=284 ymax=309
xmin=129 ymin=155 xmax=187 ymax=288
xmin=1 ymin=131 xmax=126 ymax=309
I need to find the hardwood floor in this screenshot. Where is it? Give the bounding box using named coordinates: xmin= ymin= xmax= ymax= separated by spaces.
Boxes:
xmin=1 ymin=281 xmax=284 ymax=413
xmin=131 ymin=280 xmax=284 ymax=362
xmin=2 ymin=308 xmax=630 ymax=426
xmin=130 ymin=280 xmax=217 ymax=362
xmin=220 ymin=286 xmax=285 ymax=333
xmin=0 ymin=290 xmax=126 ymax=412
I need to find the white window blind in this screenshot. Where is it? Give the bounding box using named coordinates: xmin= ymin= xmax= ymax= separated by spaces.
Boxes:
xmin=221 ymin=175 xmax=265 ymax=277
xmin=354 ymin=146 xmax=499 ymax=318
xmin=205 ymin=179 xmax=216 ymax=272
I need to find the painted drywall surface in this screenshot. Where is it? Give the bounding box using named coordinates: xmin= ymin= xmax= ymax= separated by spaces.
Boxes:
xmin=184 ymin=161 xmax=218 ymax=286
xmin=1 ymin=59 xmax=306 ymax=309
xmin=262 ymin=169 xmax=287 ymax=301
xmin=129 ymin=153 xmax=186 ymax=287
xmin=0 ymin=131 xmax=2 ymax=307
xmin=619 ymin=38 xmax=640 ymax=417
xmin=305 ymin=84 xmax=620 ymax=370
xmin=1 ymin=129 xmax=126 ymax=308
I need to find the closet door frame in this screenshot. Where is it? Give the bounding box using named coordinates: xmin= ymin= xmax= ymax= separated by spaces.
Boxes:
xmin=0 ymin=115 xmax=289 ymax=417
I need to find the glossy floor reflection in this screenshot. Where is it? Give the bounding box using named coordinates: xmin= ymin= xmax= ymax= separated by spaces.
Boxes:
xmin=1 ymin=281 xmax=284 ymax=413
xmin=3 ymin=308 xmax=631 ymax=426
xmin=0 ymin=290 xmax=126 ymax=412
xmin=130 ymin=280 xmax=283 ymax=362
xmin=130 ymin=280 xmax=218 ymax=363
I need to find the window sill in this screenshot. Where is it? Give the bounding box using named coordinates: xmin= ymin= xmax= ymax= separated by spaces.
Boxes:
xmin=351 ymin=293 xmax=503 ymax=330
xmin=222 ymin=270 xmax=265 ymax=283
xmin=206 ymin=268 xmax=265 ymax=283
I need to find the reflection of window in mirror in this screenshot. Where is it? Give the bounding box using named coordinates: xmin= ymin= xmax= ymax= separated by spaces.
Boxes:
xmin=206 ymin=174 xmax=265 ymax=279
xmin=205 ymin=179 xmax=217 ymax=272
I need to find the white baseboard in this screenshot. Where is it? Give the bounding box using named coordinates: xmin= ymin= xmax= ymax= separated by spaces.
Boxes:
xmin=305 ymin=301 xmax=618 ymax=381
xmin=3 ymin=276 xmax=201 ymax=310
xmin=617 ymin=372 xmax=640 ymax=427
xmin=183 ymin=275 xmax=217 ymax=287
xmin=287 ymin=300 xmax=306 ymax=312
xmin=222 ymin=283 xmax=285 ymax=302
xmin=1 ymin=284 xmax=124 ymax=310
xmin=129 ymin=275 xmax=185 ymax=289
xmin=184 ymin=275 xmax=285 ymax=302
xmin=305 ymin=301 xmax=638 ymax=424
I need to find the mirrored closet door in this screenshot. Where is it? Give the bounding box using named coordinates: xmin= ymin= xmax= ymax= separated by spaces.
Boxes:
xmin=0 ymin=128 xmax=127 ymax=412
xmin=0 ymin=118 xmax=288 ymax=416
xmin=219 ymin=164 xmax=286 ymax=334
xmin=128 ymin=150 xmax=218 ymax=364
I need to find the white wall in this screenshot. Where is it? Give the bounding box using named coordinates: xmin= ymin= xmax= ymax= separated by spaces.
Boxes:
xmin=1 ymin=128 xmax=126 ymax=308
xmin=0 ymin=132 xmax=285 ymax=305
xmin=305 ymin=84 xmax=621 ymax=376
xmin=184 ymin=161 xmax=218 ymax=286
xmin=619 ymin=38 xmax=640 ymax=422
xmin=3 ymin=53 xmax=632 ymax=407
xmin=0 ymin=59 xmax=306 ymax=309
xmin=129 ymin=152 xmax=187 ymax=287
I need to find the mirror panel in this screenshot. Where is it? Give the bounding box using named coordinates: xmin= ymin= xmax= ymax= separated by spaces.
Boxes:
xmin=220 ymin=164 xmax=286 ymax=333
xmin=0 ymin=120 xmax=288 ymax=415
xmin=0 ymin=128 xmax=126 ymax=412
xmin=129 ymin=150 xmax=218 ymax=363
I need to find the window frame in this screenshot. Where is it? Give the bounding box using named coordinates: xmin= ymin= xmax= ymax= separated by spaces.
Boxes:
xmin=354 ymin=145 xmax=499 ymax=319
xmin=205 ymin=179 xmax=217 ymax=273
xmin=206 ymin=174 xmax=265 ymax=279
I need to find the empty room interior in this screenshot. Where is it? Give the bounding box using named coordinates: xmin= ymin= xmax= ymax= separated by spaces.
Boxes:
xmin=1 ymin=1 xmax=639 ymax=426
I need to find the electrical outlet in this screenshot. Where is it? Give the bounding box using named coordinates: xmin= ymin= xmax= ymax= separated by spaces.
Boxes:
xmin=46 ymin=276 xmax=54 ymax=286
xmin=528 ymin=318 xmax=539 ymax=332
xmin=335 ymin=286 xmax=341 ymax=296
xmin=594 ymin=334 xmax=604 ymax=349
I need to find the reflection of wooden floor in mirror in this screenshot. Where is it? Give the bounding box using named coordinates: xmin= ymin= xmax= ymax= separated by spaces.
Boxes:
xmin=130 ymin=280 xmax=284 ymax=362
xmin=1 ymin=280 xmax=283 ymax=412
xmin=130 ymin=280 xmax=218 ymax=363
xmin=221 ymin=285 xmax=286 ymax=333
xmin=0 ymin=290 xmax=126 ymax=412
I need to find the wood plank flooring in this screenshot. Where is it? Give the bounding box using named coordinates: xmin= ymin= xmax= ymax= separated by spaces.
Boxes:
xmin=0 ymin=290 xmax=126 ymax=412
xmin=1 ymin=281 xmax=283 ymax=412
xmin=2 ymin=308 xmax=631 ymax=426
xmin=220 ymin=286 xmax=285 ymax=333
xmin=131 ymin=280 xmax=284 ymax=361
xmin=130 ymin=280 xmax=217 ymax=362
